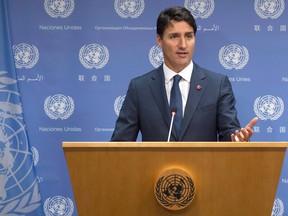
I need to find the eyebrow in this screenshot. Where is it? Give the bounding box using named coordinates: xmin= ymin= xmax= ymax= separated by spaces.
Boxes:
xmin=185 ymin=31 xmax=194 ymax=35
xmin=168 ymin=31 xmax=194 ymax=36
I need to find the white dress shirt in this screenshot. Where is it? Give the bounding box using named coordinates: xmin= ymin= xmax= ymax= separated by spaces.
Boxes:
xmin=163 ymin=61 xmax=193 ymax=116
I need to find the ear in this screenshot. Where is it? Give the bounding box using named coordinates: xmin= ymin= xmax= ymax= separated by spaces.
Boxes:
xmin=156 ymin=35 xmax=162 ymax=48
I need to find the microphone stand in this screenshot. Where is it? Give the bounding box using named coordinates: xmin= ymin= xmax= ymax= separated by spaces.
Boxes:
xmin=167 ymin=110 xmax=176 ymax=142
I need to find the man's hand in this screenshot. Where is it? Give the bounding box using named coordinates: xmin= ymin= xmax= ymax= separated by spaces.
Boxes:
xmin=231 ymin=117 xmax=259 ymax=142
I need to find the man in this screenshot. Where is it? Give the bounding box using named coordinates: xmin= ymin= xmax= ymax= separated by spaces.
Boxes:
xmin=111 ymin=6 xmax=258 ymax=142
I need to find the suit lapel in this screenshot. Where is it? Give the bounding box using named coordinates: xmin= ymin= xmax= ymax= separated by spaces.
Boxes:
xmin=179 ymin=64 xmax=207 ymax=140
xmin=149 ymin=66 xmax=171 ymax=129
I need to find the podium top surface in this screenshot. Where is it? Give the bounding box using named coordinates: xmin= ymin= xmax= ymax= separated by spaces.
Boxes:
xmin=62 ymin=142 xmax=288 ymax=148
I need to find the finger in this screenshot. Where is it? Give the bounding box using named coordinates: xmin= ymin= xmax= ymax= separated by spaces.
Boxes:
xmin=240 ymin=128 xmax=250 ymax=140
xmin=231 ymin=133 xmax=240 ymax=142
xmin=242 ymin=127 xmax=255 ymax=140
xmin=234 ymin=130 xmax=245 ymax=142
xmin=231 ymin=134 xmax=236 ymax=142
xmin=245 ymin=128 xmax=254 ymax=137
xmin=245 ymin=117 xmax=259 ymax=128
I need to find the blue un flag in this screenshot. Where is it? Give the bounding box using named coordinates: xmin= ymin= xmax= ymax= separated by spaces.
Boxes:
xmin=0 ymin=1 xmax=44 ymax=215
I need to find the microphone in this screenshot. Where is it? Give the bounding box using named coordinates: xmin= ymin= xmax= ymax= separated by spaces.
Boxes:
xmin=167 ymin=108 xmax=177 ymax=142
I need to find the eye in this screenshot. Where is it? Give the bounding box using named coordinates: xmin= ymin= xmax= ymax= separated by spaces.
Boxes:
xmin=186 ymin=34 xmax=194 ymax=39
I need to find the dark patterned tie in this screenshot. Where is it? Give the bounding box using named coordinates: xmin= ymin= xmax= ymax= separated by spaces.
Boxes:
xmin=170 ymin=75 xmax=183 ymax=138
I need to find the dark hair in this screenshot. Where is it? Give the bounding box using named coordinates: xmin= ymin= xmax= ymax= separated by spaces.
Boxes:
xmin=156 ymin=6 xmax=197 ymax=38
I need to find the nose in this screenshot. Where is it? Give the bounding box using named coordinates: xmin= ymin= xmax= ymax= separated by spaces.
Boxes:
xmin=178 ymin=36 xmax=187 ymax=49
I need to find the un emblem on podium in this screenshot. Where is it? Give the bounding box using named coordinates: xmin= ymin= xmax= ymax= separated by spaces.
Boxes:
xmin=154 ymin=168 xmax=196 ymax=210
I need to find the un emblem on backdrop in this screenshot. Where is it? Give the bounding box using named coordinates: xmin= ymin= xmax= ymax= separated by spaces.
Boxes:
xmin=0 ymin=73 xmax=41 ymax=214
xmin=114 ymin=95 xmax=126 ymax=116
xmin=44 ymin=0 xmax=75 ymax=18
xmin=44 ymin=94 xmax=74 ymax=120
xmin=254 ymin=95 xmax=284 ymax=121
xmin=219 ymin=44 xmax=249 ymax=70
xmin=13 ymin=43 xmax=39 ymax=69
xmin=254 ymin=0 xmax=284 ymax=19
xmin=114 ymin=0 xmax=145 ymax=18
xmin=44 ymin=196 xmax=74 ymax=216
xmin=184 ymin=0 xmax=215 ymax=19
xmin=149 ymin=45 xmax=163 ymax=68
xmin=79 ymin=44 xmax=109 ymax=69
xmin=272 ymin=198 xmax=284 ymax=216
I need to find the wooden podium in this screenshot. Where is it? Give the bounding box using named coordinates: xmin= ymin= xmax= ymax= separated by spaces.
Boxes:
xmin=62 ymin=142 xmax=288 ymax=216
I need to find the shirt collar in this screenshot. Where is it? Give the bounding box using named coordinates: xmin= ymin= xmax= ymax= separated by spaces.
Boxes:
xmin=163 ymin=61 xmax=193 ymax=83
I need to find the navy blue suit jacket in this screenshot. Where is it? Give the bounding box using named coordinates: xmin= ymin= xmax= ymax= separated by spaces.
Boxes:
xmin=111 ymin=63 xmax=240 ymax=141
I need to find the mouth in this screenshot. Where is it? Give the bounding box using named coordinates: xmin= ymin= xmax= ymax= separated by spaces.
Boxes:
xmin=176 ymin=52 xmax=189 ymax=58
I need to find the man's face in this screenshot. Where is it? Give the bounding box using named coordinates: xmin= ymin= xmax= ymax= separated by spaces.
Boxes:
xmin=157 ymin=21 xmax=195 ymax=72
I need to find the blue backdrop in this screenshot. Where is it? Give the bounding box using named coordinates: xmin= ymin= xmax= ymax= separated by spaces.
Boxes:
xmin=2 ymin=0 xmax=288 ymax=215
